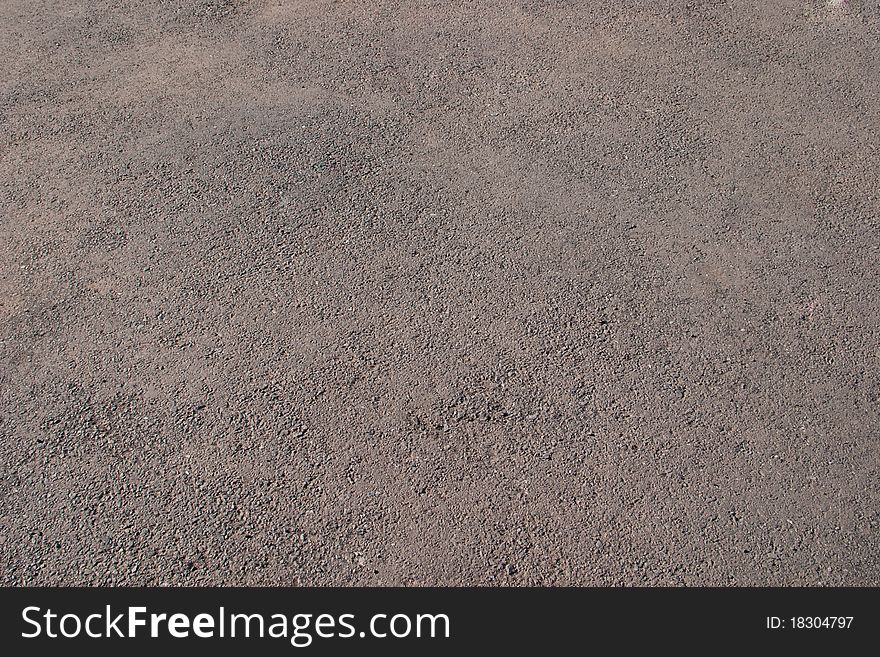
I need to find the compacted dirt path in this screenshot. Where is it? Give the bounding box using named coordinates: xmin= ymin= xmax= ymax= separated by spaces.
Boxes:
xmin=1 ymin=1 xmax=878 ymax=585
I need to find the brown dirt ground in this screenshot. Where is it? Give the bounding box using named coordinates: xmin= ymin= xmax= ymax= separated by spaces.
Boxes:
xmin=1 ymin=0 xmax=878 ymax=585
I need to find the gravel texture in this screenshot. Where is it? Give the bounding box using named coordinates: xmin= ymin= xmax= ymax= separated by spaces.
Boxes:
xmin=1 ymin=0 xmax=878 ymax=585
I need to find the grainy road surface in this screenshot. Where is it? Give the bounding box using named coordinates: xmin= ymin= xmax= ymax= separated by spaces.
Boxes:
xmin=1 ymin=1 xmax=878 ymax=585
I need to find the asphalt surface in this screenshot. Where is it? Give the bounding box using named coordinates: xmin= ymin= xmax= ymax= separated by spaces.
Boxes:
xmin=1 ymin=1 xmax=878 ymax=586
